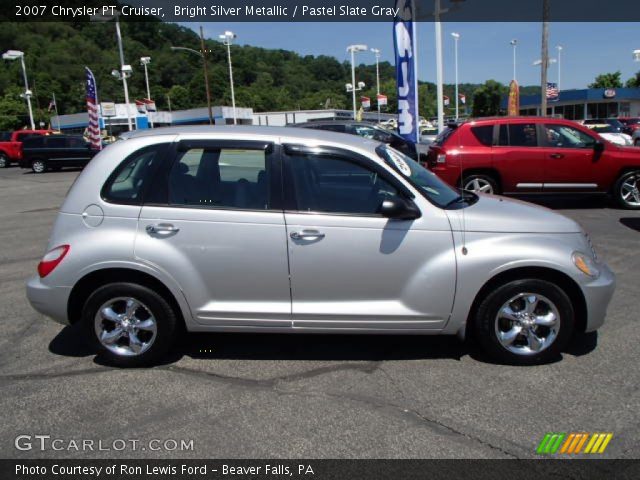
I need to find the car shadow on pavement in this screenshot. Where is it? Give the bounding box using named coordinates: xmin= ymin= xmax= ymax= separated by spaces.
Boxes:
xmin=518 ymin=195 xmax=611 ymax=210
xmin=620 ymin=217 xmax=640 ymax=232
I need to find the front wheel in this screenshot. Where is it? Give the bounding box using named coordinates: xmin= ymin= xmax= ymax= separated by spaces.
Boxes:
xmin=462 ymin=174 xmax=499 ymax=195
xmin=82 ymin=283 xmax=178 ymax=367
xmin=0 ymin=153 xmax=8 ymax=168
xmin=474 ymin=279 xmax=574 ymax=365
xmin=613 ymin=170 xmax=640 ymax=209
xmin=31 ymin=159 xmax=46 ymax=174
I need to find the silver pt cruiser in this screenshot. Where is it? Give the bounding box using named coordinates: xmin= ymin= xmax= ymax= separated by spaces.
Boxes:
xmin=26 ymin=126 xmax=615 ymax=367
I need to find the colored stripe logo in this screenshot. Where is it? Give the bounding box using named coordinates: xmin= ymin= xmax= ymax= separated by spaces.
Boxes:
xmin=537 ymin=433 xmax=613 ymax=454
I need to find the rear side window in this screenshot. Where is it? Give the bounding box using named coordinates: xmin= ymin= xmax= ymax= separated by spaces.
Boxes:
xmin=432 ymin=127 xmax=456 ymax=146
xmin=46 ymin=137 xmax=67 ymax=148
xmin=23 ymin=137 xmax=44 ymax=148
xmin=102 ymin=144 xmax=168 ymax=205
xmin=500 ymin=124 xmax=538 ymax=147
xmin=0 ymin=132 xmax=10 ymax=142
xmin=470 ymin=125 xmax=494 ymax=146
xmin=316 ymin=124 xmax=346 ymax=133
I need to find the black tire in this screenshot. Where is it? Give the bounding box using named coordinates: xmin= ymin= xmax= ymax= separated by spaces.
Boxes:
xmin=31 ymin=159 xmax=47 ymax=174
xmin=0 ymin=153 xmax=8 ymax=168
xmin=82 ymin=283 xmax=178 ymax=367
xmin=613 ymin=170 xmax=640 ymax=210
xmin=474 ymin=279 xmax=574 ymax=365
xmin=462 ymin=174 xmax=500 ymax=195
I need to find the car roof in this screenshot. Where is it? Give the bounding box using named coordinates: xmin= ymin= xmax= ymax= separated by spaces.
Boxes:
xmin=293 ymin=120 xmax=381 ymax=127
xmin=119 ymin=125 xmax=384 ymax=150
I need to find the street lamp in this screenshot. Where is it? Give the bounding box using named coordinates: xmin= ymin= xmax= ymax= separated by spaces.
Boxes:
xmin=346 ymin=44 xmax=368 ymax=120
xmin=556 ymin=45 xmax=563 ymax=92
xmin=510 ymin=39 xmax=518 ymax=82
xmin=170 ymin=40 xmax=213 ymax=125
xmin=451 ymin=33 xmax=460 ymax=120
xmin=219 ymin=30 xmax=237 ymax=125
xmin=633 ymin=49 xmax=640 ymax=62
xmin=370 ymin=48 xmax=381 ymax=122
xmin=2 ymin=50 xmax=35 ymax=130
xmin=140 ymin=56 xmax=153 ymax=128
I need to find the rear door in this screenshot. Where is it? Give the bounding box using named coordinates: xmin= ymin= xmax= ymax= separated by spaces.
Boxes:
xmin=135 ymin=139 xmax=292 ymax=328
xmin=540 ymin=123 xmax=599 ymax=191
xmin=492 ymin=122 xmax=545 ymax=193
xmin=66 ymin=136 xmax=94 ymax=166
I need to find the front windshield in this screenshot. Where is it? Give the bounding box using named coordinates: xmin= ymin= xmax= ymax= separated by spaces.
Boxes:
xmin=592 ymin=125 xmax=614 ymax=133
xmin=377 ymin=146 xmax=460 ymax=208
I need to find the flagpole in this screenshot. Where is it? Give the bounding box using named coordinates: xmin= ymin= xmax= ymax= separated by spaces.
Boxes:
xmin=412 ymin=9 xmax=420 ymax=143
xmin=53 ymin=92 xmax=60 ymax=131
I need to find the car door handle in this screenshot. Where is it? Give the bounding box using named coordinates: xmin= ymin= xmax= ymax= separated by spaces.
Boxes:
xmin=290 ymin=229 xmax=325 ymax=240
xmin=146 ymin=223 xmax=180 ymax=235
xmin=550 ymin=153 xmax=564 ymax=159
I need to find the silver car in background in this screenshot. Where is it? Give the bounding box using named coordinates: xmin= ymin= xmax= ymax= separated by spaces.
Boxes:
xmin=26 ymin=126 xmax=615 ymax=367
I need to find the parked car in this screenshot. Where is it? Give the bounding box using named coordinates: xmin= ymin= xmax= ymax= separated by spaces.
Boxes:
xmin=618 ymin=117 xmax=640 ymax=136
xmin=583 ymin=123 xmax=633 ymax=146
xmin=0 ymin=129 xmax=53 ymax=168
xmin=20 ymin=134 xmax=99 ymax=173
xmin=426 ymin=117 xmax=640 ymax=209
xmin=292 ymin=120 xmax=420 ymax=161
xmin=419 ymin=127 xmax=439 ymax=146
xmin=26 ymin=126 xmax=614 ymax=367
xmin=583 ymin=118 xmax=625 ymax=133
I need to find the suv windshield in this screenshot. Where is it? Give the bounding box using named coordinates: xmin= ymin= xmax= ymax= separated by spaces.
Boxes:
xmin=590 ymin=125 xmax=614 ymax=133
xmin=377 ymin=146 xmax=460 ymax=208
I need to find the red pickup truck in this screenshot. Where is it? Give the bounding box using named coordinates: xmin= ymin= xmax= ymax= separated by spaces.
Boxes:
xmin=0 ymin=130 xmax=53 ymax=168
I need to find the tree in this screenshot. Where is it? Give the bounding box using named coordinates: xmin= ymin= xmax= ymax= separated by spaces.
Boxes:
xmin=0 ymin=87 xmax=29 ymax=130
xmin=471 ymin=80 xmax=507 ymax=117
xmin=588 ymin=71 xmax=623 ymax=89
xmin=626 ymin=71 xmax=640 ymax=88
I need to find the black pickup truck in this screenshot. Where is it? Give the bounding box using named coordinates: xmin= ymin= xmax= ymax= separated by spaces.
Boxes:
xmin=20 ymin=134 xmax=99 ymax=173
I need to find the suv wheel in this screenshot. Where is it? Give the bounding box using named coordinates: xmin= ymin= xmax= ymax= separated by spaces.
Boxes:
xmin=31 ymin=159 xmax=46 ymax=174
xmin=82 ymin=283 xmax=177 ymax=367
xmin=474 ymin=279 xmax=574 ymax=365
xmin=0 ymin=153 xmax=8 ymax=168
xmin=462 ymin=174 xmax=499 ymax=195
xmin=613 ymin=170 xmax=640 ymax=209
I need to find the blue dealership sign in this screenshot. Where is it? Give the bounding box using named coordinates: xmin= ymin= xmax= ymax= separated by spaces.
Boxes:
xmin=393 ymin=0 xmax=419 ymax=144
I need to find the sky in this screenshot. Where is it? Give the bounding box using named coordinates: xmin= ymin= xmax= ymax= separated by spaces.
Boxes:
xmin=189 ymin=22 xmax=640 ymax=90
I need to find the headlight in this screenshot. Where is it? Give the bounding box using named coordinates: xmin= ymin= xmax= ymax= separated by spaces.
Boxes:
xmin=572 ymin=252 xmax=600 ymax=278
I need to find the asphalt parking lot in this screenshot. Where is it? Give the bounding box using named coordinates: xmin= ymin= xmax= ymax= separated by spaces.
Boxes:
xmin=0 ymin=166 xmax=638 ymax=460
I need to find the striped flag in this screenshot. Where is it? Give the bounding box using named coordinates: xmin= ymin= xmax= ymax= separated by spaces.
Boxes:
xmin=85 ymin=67 xmax=102 ymax=150
xmin=546 ymin=82 xmax=559 ymax=102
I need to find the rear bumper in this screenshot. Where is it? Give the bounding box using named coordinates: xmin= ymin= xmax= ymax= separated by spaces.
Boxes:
xmin=582 ymin=263 xmax=616 ymax=332
xmin=26 ymin=275 xmax=72 ymax=325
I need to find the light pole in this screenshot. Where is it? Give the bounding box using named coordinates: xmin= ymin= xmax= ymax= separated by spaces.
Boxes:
xmin=346 ymin=44 xmax=368 ymax=120
xmin=451 ymin=33 xmax=460 ymax=120
xmin=371 ymin=48 xmax=381 ymax=123
xmin=2 ymin=50 xmax=35 ymax=130
xmin=170 ymin=44 xmax=213 ymax=125
xmin=114 ymin=19 xmax=133 ymax=131
xmin=634 ymin=50 xmax=640 ymax=61
xmin=510 ymin=39 xmax=518 ymax=82
xmin=220 ymin=30 xmax=237 ymax=125
xmin=556 ymin=45 xmax=563 ymax=92
xmin=140 ymin=56 xmax=153 ymax=128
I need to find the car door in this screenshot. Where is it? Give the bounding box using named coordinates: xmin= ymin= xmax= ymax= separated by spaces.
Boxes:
xmin=492 ymin=122 xmax=544 ymax=193
xmin=134 ymin=139 xmax=292 ymax=328
xmin=540 ymin=123 xmax=599 ymax=191
xmin=282 ymin=144 xmax=456 ymax=331
xmin=66 ymin=136 xmax=94 ymax=166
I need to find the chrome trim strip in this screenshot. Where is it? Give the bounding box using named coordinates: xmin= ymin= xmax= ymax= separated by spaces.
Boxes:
xmin=516 ymin=183 xmax=543 ymax=188
xmin=543 ymin=183 xmax=598 ymax=188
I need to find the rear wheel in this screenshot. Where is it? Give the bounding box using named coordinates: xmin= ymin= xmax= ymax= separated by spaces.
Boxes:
xmin=613 ymin=170 xmax=640 ymax=209
xmin=0 ymin=153 xmax=8 ymax=168
xmin=31 ymin=159 xmax=46 ymax=174
xmin=474 ymin=279 xmax=574 ymax=365
xmin=82 ymin=283 xmax=178 ymax=367
xmin=462 ymin=174 xmax=499 ymax=195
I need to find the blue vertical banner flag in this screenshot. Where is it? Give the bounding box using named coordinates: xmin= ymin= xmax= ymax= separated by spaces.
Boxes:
xmin=393 ymin=0 xmax=419 ymax=144
xmin=85 ymin=67 xmax=102 ymax=150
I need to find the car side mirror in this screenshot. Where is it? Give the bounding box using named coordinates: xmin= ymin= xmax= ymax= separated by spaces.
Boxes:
xmin=594 ymin=140 xmax=605 ymax=153
xmin=378 ymin=197 xmax=421 ymax=220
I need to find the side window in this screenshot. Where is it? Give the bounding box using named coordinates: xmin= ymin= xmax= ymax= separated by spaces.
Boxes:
xmin=102 ymin=144 xmax=167 ymax=204
xmin=353 ymin=125 xmax=377 ymax=139
xmin=168 ymin=148 xmax=269 ymax=210
xmin=47 ymin=137 xmax=67 ymax=148
xmin=508 ymin=124 xmax=538 ymax=147
xmin=317 ymin=124 xmax=346 ymax=133
xmin=68 ymin=137 xmax=87 ymax=148
xmin=470 ymin=125 xmax=494 ymax=146
xmin=543 ymin=124 xmax=596 ymax=149
xmin=287 ymin=152 xmax=400 ymax=215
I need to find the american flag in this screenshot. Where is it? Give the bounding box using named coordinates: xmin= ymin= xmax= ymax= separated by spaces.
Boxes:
xmin=546 ymin=82 xmax=559 ymax=102
xmin=85 ymin=67 xmax=102 ymax=150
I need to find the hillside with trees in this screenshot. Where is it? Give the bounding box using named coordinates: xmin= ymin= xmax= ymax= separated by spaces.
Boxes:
xmin=1 ymin=20 xmax=539 ymax=130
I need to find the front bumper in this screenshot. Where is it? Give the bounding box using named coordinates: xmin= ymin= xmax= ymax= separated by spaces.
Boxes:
xmin=26 ymin=275 xmax=72 ymax=325
xmin=582 ymin=262 xmax=616 ymax=332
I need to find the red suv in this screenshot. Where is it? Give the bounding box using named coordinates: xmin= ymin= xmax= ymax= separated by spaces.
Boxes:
xmin=426 ymin=117 xmax=640 ymax=209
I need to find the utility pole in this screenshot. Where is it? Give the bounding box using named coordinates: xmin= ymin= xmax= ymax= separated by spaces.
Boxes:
xmin=540 ymin=0 xmax=550 ymax=116
xmin=199 ymin=26 xmax=214 ymax=125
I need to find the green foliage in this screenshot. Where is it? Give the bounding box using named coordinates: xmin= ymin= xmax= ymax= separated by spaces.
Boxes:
xmin=471 ymin=80 xmax=508 ymax=117
xmin=626 ymin=71 xmax=640 ymax=88
xmin=588 ymin=71 xmax=623 ymax=89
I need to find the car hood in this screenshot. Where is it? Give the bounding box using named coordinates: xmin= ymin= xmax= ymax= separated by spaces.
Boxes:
xmin=446 ymin=194 xmax=582 ymax=233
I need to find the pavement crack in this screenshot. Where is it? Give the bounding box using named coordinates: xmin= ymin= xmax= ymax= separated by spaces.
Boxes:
xmin=0 ymin=367 xmax=114 ymax=382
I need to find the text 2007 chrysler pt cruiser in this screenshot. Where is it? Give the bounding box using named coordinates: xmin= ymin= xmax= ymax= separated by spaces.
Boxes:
xmin=26 ymin=126 xmax=615 ymax=367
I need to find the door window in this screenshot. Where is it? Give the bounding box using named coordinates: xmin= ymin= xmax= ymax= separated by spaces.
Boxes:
xmin=543 ymin=124 xmax=595 ymax=149
xmin=286 ymin=152 xmax=400 ymax=215
xmin=168 ymin=148 xmax=269 ymax=210
xmin=500 ymin=123 xmax=538 ymax=147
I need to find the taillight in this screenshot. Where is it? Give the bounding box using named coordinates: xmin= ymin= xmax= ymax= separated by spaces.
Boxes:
xmin=37 ymin=245 xmax=70 ymax=278
xmin=437 ymin=154 xmax=447 ymax=164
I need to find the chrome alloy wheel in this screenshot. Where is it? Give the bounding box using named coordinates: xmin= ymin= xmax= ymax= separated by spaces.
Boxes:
xmin=494 ymin=293 xmax=560 ymax=356
xmin=620 ymin=174 xmax=640 ymax=207
xmin=464 ymin=177 xmax=494 ymax=194
xmin=94 ymin=297 xmax=157 ymax=357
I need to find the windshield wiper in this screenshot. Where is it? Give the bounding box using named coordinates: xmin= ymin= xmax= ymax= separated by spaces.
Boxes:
xmin=444 ymin=191 xmax=476 ymax=208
